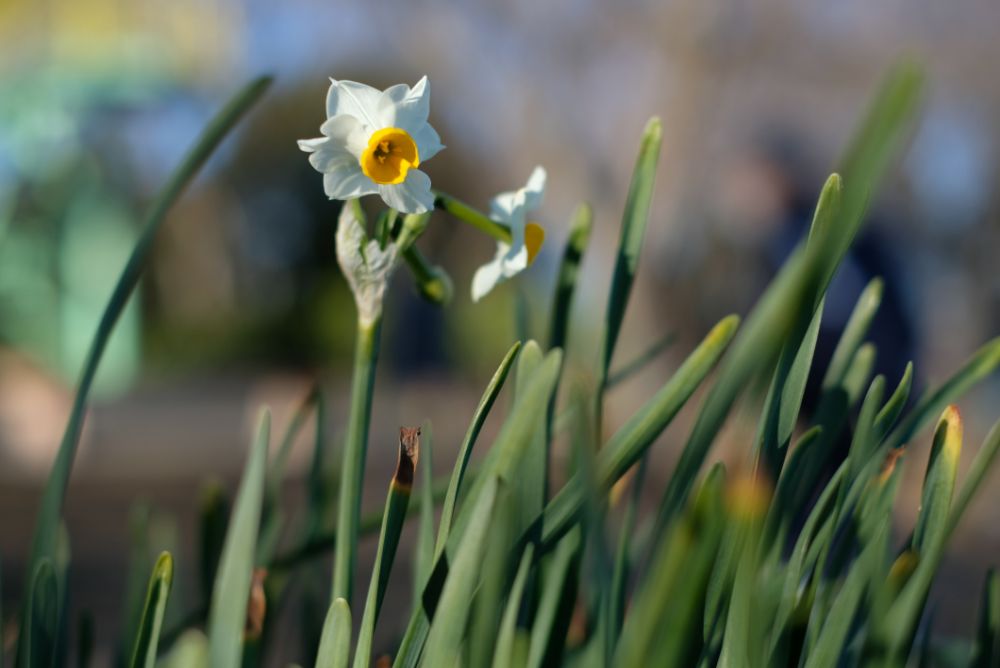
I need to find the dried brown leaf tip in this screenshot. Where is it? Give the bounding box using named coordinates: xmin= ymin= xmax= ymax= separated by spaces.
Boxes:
xmin=879 ymin=447 xmax=906 ymax=484
xmin=394 ymin=426 xmax=421 ymax=489
xmin=244 ymin=567 xmax=268 ymax=640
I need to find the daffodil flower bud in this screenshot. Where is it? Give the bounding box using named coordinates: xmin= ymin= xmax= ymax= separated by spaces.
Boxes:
xmin=336 ymin=204 xmax=400 ymax=326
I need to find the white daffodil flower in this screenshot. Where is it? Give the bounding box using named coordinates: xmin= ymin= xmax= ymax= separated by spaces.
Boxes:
xmin=471 ymin=166 xmax=547 ymax=302
xmin=298 ymin=77 xmax=444 ymax=214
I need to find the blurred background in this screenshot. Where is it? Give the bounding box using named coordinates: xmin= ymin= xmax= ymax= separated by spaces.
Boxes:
xmin=1 ymin=0 xmax=999 ymax=663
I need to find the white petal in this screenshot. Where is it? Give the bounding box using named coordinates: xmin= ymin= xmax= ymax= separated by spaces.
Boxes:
xmin=378 ymin=169 xmax=434 ymax=213
xmin=322 ymin=160 xmax=377 ymax=200
xmin=500 ymin=244 xmax=529 ymax=277
xmin=378 ymin=76 xmax=430 ymax=133
xmin=319 ymin=114 xmax=367 ymax=157
xmin=488 ymin=166 xmax=547 ymax=229
xmin=471 ymin=245 xmax=509 ymax=302
xmin=297 ymin=137 xmax=326 ymax=153
xmin=522 ymin=166 xmax=547 ymax=209
xmin=489 ymin=190 xmax=525 ymax=225
xmin=299 ymin=136 xmax=350 ymax=173
xmin=412 ymin=123 xmax=444 ymax=162
xmin=326 ymin=79 xmax=382 ymax=129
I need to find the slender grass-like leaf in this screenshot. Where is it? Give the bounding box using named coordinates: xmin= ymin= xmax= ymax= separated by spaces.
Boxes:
xmin=615 ymin=465 xmax=725 ymax=666
xmin=597 ymin=117 xmax=662 ymax=400
xmin=259 ymin=386 xmax=318 ymax=564
xmin=199 ymin=482 xmax=229 ymax=608
xmin=439 ymin=350 xmax=562 ymax=552
xmin=207 ymin=410 xmax=271 ymax=668
xmin=803 ymin=513 xmax=890 ymax=668
xmin=129 ymin=552 xmax=174 ymax=668
xmin=834 ymin=376 xmax=886 ymax=520
xmin=267 ymin=468 xmax=457 ymax=573
xmin=514 ymin=340 xmax=547 ymax=532
xmin=414 ymin=420 xmax=435 ymax=605
xmin=491 ymin=545 xmax=535 ymax=668
xmin=650 ymin=232 xmax=830 ymax=540
xmin=872 ymin=408 xmax=963 ymax=664
xmin=548 ymin=202 xmax=593 ymax=354
xmin=605 ymin=333 xmax=676 ymax=389
xmin=874 ymin=362 xmax=913 ymax=439
xmin=912 ymin=406 xmax=962 ymax=554
xmin=608 ymin=457 xmax=648 ymax=647
xmin=394 ymin=352 xmax=561 ymax=668
xmin=718 ymin=478 xmax=771 ymax=668
xmin=756 ymin=297 xmax=824 ymax=478
xmin=884 ymin=337 xmax=1000 ymax=452
xmin=830 ymin=63 xmax=923 ymax=283
xmin=946 ymin=418 xmax=1000 ymax=539
xmin=776 ymin=342 xmax=876 ymax=527
xmin=821 ymin=278 xmax=883 ymax=390
xmin=421 ymin=476 xmax=501 ymax=667
xmin=14 ymin=77 xmax=270 ymax=667
xmin=527 ymin=529 xmax=582 ymax=668
xmin=434 ymin=341 xmax=521 ymax=555
xmin=316 ymin=598 xmax=351 ymax=668
xmin=970 ymin=569 xmax=999 ymax=668
xmin=469 ymin=483 xmax=517 ymax=668
xmin=353 ymin=428 xmax=419 ymax=668
xmin=766 ymin=459 xmax=845 ymax=661
xmin=24 ymin=76 xmax=271 ymax=585
xmin=566 ymin=384 xmax=612 ymax=665
xmin=540 ymin=315 xmax=737 ymax=550
xmin=756 ymin=173 xmax=843 ymax=480
xmin=23 ymin=558 xmax=58 ymax=668
xmin=119 ymin=504 xmax=151 ymax=664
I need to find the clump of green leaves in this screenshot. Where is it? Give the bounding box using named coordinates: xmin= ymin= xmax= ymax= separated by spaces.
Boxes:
xmin=4 ymin=62 xmax=1000 ymax=668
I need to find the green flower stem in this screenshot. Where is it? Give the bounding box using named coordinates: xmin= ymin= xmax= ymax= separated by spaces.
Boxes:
xmin=402 ymin=246 xmax=453 ymax=305
xmin=434 ymin=191 xmax=512 ymax=244
xmin=333 ymin=316 xmax=383 ymax=605
xmin=395 ymin=211 xmax=432 ymax=252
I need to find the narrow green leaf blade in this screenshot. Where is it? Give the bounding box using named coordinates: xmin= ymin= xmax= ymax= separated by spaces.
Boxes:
xmin=129 ymin=552 xmax=175 ymax=668
xmin=316 ymin=598 xmax=351 ymax=668
xmin=207 ymin=410 xmax=271 ymax=668
xmin=514 ymin=340 xmax=547 ymax=533
xmin=527 ymin=529 xmax=582 ymax=668
xmin=598 ymin=117 xmax=662 ymax=392
xmin=421 ymin=477 xmax=501 ymax=667
xmin=540 ymin=315 xmax=737 ymax=549
xmin=912 ymin=406 xmax=962 ymax=554
xmin=434 ymin=341 xmax=521 ymax=554
xmin=874 ymin=362 xmax=913 ymax=439
xmin=25 ymin=76 xmax=271 ymax=579
xmin=23 ymin=559 xmax=58 ymax=668
xmin=970 ymin=569 xmax=1000 ymax=668
xmin=490 ymin=545 xmax=535 ymax=668
xmin=615 ymin=465 xmax=725 ymax=666
xmin=414 ymin=420 xmax=435 ymax=605
xmin=606 ymin=333 xmax=676 ymax=389
xmin=548 ymin=203 xmax=593 ymax=353
xmin=259 ymin=387 xmax=319 ymax=564
xmin=353 ymin=429 xmax=418 ymax=668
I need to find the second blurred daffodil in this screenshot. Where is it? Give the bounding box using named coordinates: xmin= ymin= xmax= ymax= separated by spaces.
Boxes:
xmin=298 ymin=77 xmax=444 ymax=214
xmin=471 ymin=166 xmax=547 ymax=302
